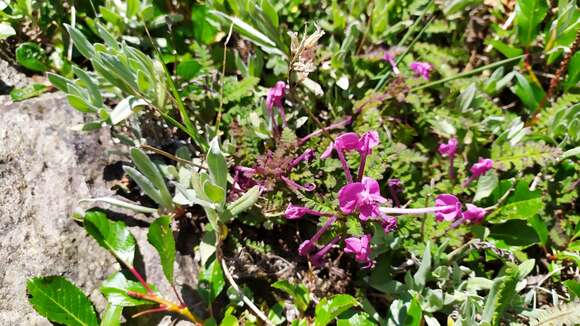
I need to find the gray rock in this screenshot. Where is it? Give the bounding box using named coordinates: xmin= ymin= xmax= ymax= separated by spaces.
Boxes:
xmin=0 ymin=58 xmax=30 ymax=94
xmin=0 ymin=93 xmax=197 ymax=325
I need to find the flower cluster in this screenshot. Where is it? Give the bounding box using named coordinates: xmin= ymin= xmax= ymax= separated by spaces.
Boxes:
xmin=284 ymin=131 xmax=487 ymax=269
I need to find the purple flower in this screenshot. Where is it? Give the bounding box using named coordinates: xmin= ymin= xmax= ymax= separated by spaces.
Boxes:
xmin=338 ymin=177 xmax=386 ymax=221
xmin=335 ymin=132 xmax=360 ymax=152
xmin=381 ymin=215 xmax=398 ymax=233
xmin=266 ymin=81 xmax=286 ymax=111
xmin=470 ymin=158 xmax=493 ymax=178
xmin=321 ymin=141 xmax=335 ymax=159
xmin=410 ymin=61 xmax=433 ymax=80
xmin=344 ymin=234 xmax=373 ymax=268
xmin=463 ymin=204 xmax=486 ymax=224
xmin=434 ymin=194 xmax=462 ymax=222
xmin=299 ymin=240 xmax=315 ymax=256
xmin=285 ymin=204 xmax=327 ymax=220
xmin=383 ymin=51 xmax=400 ymax=75
xmin=438 ymin=138 xmax=458 ymax=158
xmin=311 ymin=236 xmax=341 ymax=267
xmin=290 ymin=148 xmax=315 ymax=168
xmin=357 ymin=131 xmax=379 ymax=155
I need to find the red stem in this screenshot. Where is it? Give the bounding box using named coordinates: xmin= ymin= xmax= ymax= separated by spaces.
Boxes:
xmin=129 ymin=267 xmax=154 ymax=294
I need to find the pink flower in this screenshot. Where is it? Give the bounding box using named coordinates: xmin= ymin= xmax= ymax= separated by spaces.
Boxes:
xmin=335 ymin=132 xmax=360 ymax=152
xmin=344 ymin=234 xmax=373 ymax=268
xmin=266 ymin=81 xmax=286 ymax=111
xmin=285 ymin=204 xmax=326 ymax=220
xmin=438 ymin=138 xmax=458 ymax=158
xmin=381 ymin=216 xmax=398 ymax=233
xmin=290 ymin=148 xmax=315 ymax=167
xmin=470 ymin=158 xmax=493 ymax=178
xmin=410 ymin=61 xmax=433 ymax=80
xmin=434 ymin=194 xmax=462 ymax=222
xmin=338 ymin=177 xmax=386 ymax=221
xmin=383 ymin=51 xmax=400 ymax=75
xmin=357 ymin=131 xmax=379 ymax=155
xmin=299 ymin=240 xmax=315 ymax=256
xmin=463 ymin=204 xmax=486 ymax=224
xmin=311 ymin=236 xmax=341 ymax=267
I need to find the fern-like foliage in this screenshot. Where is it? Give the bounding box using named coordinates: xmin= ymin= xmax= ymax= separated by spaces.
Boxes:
xmin=528 ymin=301 xmax=580 ymax=326
xmin=537 ymin=93 xmax=580 ymax=144
xmin=491 ymin=141 xmax=562 ymax=171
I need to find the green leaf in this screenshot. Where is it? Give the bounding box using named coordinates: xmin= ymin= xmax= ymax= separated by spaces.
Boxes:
xmin=16 ymin=42 xmax=49 ymax=72
xmin=315 ymin=294 xmax=359 ymax=326
xmin=204 ymin=181 xmax=226 ymax=205
xmin=123 ymin=166 xmax=164 ymax=207
xmin=100 ymin=304 xmax=122 ymax=326
xmin=261 ymin=0 xmax=279 ymax=28
xmin=126 ymin=0 xmax=139 ymax=17
xmin=529 ymin=215 xmax=549 ymax=245
xmin=100 ymin=272 xmax=153 ymax=307
xmin=65 ymin=24 xmax=96 ymax=59
xmin=563 ymin=280 xmax=580 ymax=299
xmin=565 ymin=52 xmax=580 ymax=90
xmin=514 ymin=0 xmax=548 ymax=46
xmin=386 ymin=298 xmax=422 ymax=326
xmin=458 ymin=83 xmax=477 ymax=112
xmin=48 ymin=73 xmax=73 ymax=92
xmin=9 ymin=83 xmax=49 ymax=102
xmin=272 ymin=280 xmax=310 ymax=313
xmin=84 ymin=211 xmax=136 ymax=266
xmin=485 ymin=39 xmax=524 ymax=58
xmin=67 ymin=94 xmax=97 ymax=113
xmin=198 ymin=260 xmax=225 ymax=304
xmin=176 ymin=59 xmax=202 ymax=80
xmin=513 ymin=72 xmax=545 ymax=111
xmin=474 ymin=171 xmax=498 ymax=202
xmin=517 ymin=259 xmax=535 ymax=279
xmin=128 ymin=148 xmax=174 ymax=209
xmin=73 ymin=66 xmax=103 ymax=108
xmin=207 ymin=137 xmax=228 ymax=193
xmin=147 ymin=216 xmax=176 ymax=283
xmin=489 ymin=220 xmax=540 ymax=246
xmin=227 ymin=185 xmax=260 ymax=216
xmin=0 ymin=22 xmax=16 ymax=40
xmin=80 ymin=197 xmax=157 ymax=214
xmin=481 ymin=267 xmax=518 ymax=326
xmin=490 ymin=179 xmax=544 ymax=222
xmin=223 ymin=76 xmax=260 ymax=104
xmin=267 ymin=302 xmax=286 ymax=325
xmin=110 ymin=97 xmax=147 ymax=125
xmin=191 ymin=4 xmax=218 ymax=44
xmin=414 ymin=242 xmax=431 ymax=288
xmin=27 ymin=276 xmax=98 ymax=326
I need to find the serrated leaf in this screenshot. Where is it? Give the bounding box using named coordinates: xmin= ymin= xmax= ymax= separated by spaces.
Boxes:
xmin=84 ymin=211 xmax=136 ymax=266
xmin=491 ymin=141 xmax=559 ymax=171
xmin=223 ymin=76 xmax=259 ymax=104
xmin=147 ymin=216 xmax=176 ymax=283
xmin=315 ymin=294 xmax=359 ymax=326
xmin=100 ymin=272 xmax=153 ymax=307
xmin=27 ymin=276 xmax=98 ymax=326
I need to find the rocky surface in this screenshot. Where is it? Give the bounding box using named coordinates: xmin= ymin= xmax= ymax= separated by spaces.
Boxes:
xmin=0 ymin=93 xmax=196 ymax=325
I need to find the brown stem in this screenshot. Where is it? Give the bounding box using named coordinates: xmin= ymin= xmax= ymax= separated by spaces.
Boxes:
xmin=529 ymin=29 xmax=580 ymax=125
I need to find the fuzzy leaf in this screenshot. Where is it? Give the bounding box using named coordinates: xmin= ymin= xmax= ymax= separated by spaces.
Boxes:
xmin=27 ymin=276 xmax=98 ymax=326
xmin=227 ymin=185 xmax=260 ymax=216
xmin=207 ymin=137 xmax=228 ymax=193
xmin=482 ymin=267 xmax=518 ymax=325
